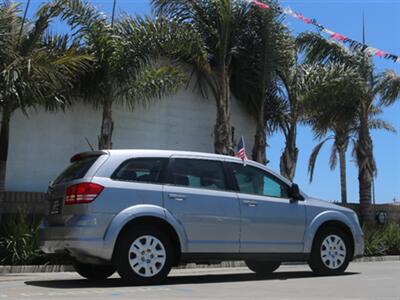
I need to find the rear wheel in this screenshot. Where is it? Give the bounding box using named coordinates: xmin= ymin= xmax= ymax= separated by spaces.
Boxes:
xmin=114 ymin=225 xmax=173 ymax=285
xmin=73 ymin=262 xmax=115 ymax=281
xmin=308 ymin=227 xmax=351 ymax=275
xmin=245 ymin=260 xmax=281 ymax=274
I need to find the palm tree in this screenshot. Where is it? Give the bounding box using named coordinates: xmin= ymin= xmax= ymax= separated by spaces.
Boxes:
xmin=297 ymin=32 xmax=400 ymax=223
xmin=230 ymin=0 xmax=293 ymax=164
xmin=151 ymin=0 xmax=253 ymax=155
xmin=304 ymin=63 xmax=396 ymax=204
xmin=0 ymin=1 xmax=91 ymax=191
xmin=55 ymin=0 xmax=188 ymax=150
xmin=276 ymin=56 xmax=312 ymax=181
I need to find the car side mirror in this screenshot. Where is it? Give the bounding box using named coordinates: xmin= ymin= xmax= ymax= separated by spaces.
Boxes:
xmin=290 ymin=183 xmax=304 ymax=202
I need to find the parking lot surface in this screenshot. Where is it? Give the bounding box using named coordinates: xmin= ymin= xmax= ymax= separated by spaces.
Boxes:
xmin=0 ymin=261 xmax=398 ymax=299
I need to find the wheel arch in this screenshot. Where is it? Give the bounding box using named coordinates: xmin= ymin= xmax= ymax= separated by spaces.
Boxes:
xmin=304 ymin=211 xmax=356 ymax=259
xmin=102 ymin=205 xmax=187 ymax=263
xmin=111 ymin=216 xmax=182 ymax=266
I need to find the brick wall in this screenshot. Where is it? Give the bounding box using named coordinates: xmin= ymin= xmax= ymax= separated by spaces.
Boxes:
xmin=343 ymin=203 xmax=400 ymax=225
xmin=0 ymin=192 xmax=48 ymax=217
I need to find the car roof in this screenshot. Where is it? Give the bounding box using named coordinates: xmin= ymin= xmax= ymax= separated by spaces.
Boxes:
xmin=106 ymin=149 xmax=233 ymax=160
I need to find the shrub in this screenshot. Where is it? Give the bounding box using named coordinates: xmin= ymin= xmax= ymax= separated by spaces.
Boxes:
xmin=0 ymin=214 xmax=47 ymax=265
xmin=364 ymin=223 xmax=400 ymax=256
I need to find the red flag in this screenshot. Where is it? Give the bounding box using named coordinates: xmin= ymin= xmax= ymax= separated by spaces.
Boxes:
xmin=252 ymin=0 xmax=270 ymax=10
xmin=375 ymin=50 xmax=386 ymax=57
xmin=331 ymin=33 xmax=347 ymax=41
xmin=295 ymin=13 xmax=312 ymax=24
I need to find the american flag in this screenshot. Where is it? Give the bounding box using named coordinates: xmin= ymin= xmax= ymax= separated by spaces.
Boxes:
xmin=236 ymin=136 xmax=248 ymax=160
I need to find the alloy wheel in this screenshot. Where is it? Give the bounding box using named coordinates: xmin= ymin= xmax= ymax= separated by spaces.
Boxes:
xmin=128 ymin=235 xmax=167 ymax=277
xmin=320 ymin=234 xmax=347 ymax=270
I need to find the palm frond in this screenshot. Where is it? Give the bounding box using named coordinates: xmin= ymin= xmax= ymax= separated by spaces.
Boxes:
xmin=308 ymin=137 xmax=332 ymax=182
xmin=116 ymin=65 xmax=186 ymax=110
xmin=296 ymin=32 xmax=363 ymax=67
xmin=368 ymin=119 xmax=397 ymax=133
xmin=329 ymin=142 xmax=338 ymax=170
xmin=376 ymin=70 xmax=400 ymax=106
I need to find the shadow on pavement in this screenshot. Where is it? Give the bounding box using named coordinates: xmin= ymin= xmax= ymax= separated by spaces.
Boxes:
xmin=25 ymin=271 xmax=359 ymax=288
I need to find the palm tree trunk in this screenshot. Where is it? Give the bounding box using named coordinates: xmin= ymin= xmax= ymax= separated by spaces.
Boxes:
xmin=0 ymin=109 xmax=11 ymax=192
xmin=98 ymin=91 xmax=114 ymax=150
xmin=357 ymin=108 xmax=374 ymax=225
xmin=214 ymin=72 xmax=234 ymax=155
xmin=252 ymin=103 xmax=267 ymax=164
xmin=338 ymin=146 xmax=348 ymax=204
xmin=280 ymin=123 xmax=298 ymax=181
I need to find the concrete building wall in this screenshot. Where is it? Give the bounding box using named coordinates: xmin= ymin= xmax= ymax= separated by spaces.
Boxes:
xmin=5 ymin=88 xmax=255 ymax=192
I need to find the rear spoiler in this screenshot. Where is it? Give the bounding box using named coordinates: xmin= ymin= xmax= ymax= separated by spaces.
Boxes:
xmin=70 ymin=151 xmax=108 ymax=163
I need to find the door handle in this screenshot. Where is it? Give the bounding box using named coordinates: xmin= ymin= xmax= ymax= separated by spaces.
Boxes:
xmin=168 ymin=193 xmax=186 ymax=201
xmin=243 ymin=200 xmax=258 ymax=207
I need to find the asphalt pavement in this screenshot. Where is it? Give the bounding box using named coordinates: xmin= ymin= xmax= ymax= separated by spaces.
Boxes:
xmin=0 ymin=261 xmax=399 ymax=299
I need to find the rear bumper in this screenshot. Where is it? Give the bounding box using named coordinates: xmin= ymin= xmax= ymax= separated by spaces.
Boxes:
xmin=39 ymin=222 xmax=112 ymax=262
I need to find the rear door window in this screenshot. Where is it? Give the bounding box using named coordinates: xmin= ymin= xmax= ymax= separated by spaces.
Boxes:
xmin=53 ymin=156 xmax=100 ymax=185
xmin=112 ymin=158 xmax=168 ymax=184
xmin=171 ymin=158 xmax=227 ymax=191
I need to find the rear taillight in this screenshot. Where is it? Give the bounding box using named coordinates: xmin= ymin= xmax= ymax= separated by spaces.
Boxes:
xmin=65 ymin=182 xmax=104 ymax=205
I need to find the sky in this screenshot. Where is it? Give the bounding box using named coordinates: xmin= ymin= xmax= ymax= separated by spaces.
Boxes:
xmin=17 ymin=0 xmax=400 ymax=203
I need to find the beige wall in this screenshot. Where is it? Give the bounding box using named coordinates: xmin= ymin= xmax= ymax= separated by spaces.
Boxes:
xmin=5 ymin=89 xmax=255 ymax=192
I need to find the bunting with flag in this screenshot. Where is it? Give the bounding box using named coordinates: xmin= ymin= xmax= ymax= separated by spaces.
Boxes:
xmin=247 ymin=0 xmax=400 ymax=64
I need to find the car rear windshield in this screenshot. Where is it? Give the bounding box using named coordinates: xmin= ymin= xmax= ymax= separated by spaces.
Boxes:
xmin=53 ymin=155 xmax=100 ymax=185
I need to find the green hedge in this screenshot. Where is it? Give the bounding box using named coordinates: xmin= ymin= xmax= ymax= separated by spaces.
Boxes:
xmin=364 ymin=223 xmax=400 ymax=256
xmin=0 ymin=214 xmax=48 ymax=265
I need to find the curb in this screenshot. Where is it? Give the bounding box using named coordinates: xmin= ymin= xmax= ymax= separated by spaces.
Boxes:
xmin=0 ymin=265 xmax=74 ymax=274
xmin=1 ymin=256 xmax=399 ymax=274
xmin=353 ymin=255 xmax=400 ymax=263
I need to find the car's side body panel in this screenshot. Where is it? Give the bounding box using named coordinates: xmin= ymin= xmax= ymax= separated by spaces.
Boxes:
xmin=239 ymin=194 xmax=306 ymax=253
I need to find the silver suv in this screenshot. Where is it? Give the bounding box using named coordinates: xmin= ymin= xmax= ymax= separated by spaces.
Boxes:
xmin=40 ymin=150 xmax=364 ymax=284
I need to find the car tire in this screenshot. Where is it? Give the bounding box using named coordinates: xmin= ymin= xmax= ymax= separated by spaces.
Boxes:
xmin=308 ymin=226 xmax=351 ymax=275
xmin=245 ymin=260 xmax=281 ymax=274
xmin=114 ymin=225 xmax=173 ymax=285
xmin=73 ymin=262 xmax=115 ymax=280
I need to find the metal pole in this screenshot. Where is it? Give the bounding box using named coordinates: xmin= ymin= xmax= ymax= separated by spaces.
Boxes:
xmin=111 ymin=0 xmax=117 ymax=27
xmin=18 ymin=0 xmax=31 ymax=40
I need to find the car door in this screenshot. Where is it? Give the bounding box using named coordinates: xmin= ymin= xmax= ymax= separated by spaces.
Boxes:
xmin=163 ymin=156 xmax=241 ymax=253
xmin=228 ymin=162 xmax=306 ymax=253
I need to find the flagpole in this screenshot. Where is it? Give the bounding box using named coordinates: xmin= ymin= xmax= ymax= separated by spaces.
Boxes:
xmin=18 ymin=0 xmax=31 ymax=40
xmin=111 ymin=0 xmax=117 ymax=27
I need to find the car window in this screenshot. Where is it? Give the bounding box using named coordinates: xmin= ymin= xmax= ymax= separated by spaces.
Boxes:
xmin=229 ymin=163 xmax=289 ymax=198
xmin=172 ymin=158 xmax=227 ymax=191
xmin=112 ymin=158 xmax=167 ymax=184
xmin=53 ymin=156 xmax=100 ymax=184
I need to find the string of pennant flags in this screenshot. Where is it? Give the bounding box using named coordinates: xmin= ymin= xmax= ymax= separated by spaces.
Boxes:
xmin=248 ymin=0 xmax=400 ymax=64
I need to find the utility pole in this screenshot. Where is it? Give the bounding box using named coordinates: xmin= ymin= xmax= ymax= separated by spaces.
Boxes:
xmin=362 ymin=13 xmax=377 ymax=206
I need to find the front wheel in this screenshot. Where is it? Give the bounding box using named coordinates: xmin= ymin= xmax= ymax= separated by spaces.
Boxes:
xmin=245 ymin=260 xmax=281 ymax=274
xmin=308 ymin=227 xmax=351 ymax=275
xmin=73 ymin=262 xmax=115 ymax=281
